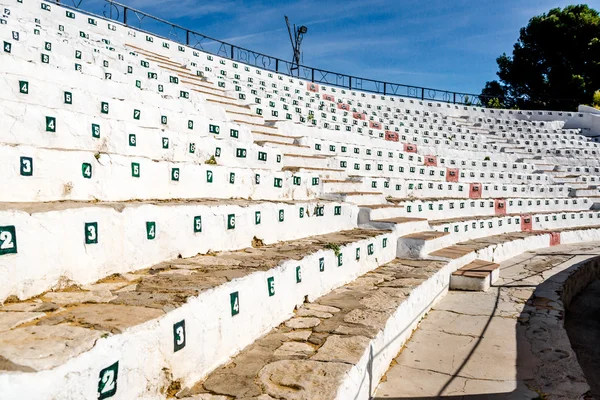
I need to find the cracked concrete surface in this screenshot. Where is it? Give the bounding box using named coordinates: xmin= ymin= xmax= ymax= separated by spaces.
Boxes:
xmin=375 ymin=243 xmax=600 ymax=399
xmin=0 ymin=229 xmax=384 ymax=373
xmin=178 ymin=259 xmax=446 ymax=400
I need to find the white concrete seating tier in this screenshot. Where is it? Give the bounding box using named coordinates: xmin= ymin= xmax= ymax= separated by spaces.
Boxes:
xmin=175 ymin=226 xmax=600 ymax=400
xmin=0 ymin=199 xmax=357 ymax=302
xmin=1 ymin=144 xmax=322 ymax=202
xmin=0 ymin=228 xmax=396 ymax=400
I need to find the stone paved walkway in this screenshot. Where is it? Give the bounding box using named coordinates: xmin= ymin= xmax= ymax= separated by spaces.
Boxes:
xmin=375 ymin=243 xmax=600 ymax=400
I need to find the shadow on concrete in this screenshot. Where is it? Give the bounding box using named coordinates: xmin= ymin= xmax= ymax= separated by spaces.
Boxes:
xmin=565 ymin=279 xmax=600 ymax=399
xmin=371 ymin=251 xmax=598 ymax=400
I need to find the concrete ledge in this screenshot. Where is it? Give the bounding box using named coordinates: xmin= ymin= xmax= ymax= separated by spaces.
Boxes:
xmin=179 ymin=257 xmax=454 ymax=399
xmin=0 ymin=229 xmax=397 ymax=399
xmin=450 ymin=260 xmax=500 ymax=291
xmin=0 ymin=199 xmax=358 ymax=302
xmin=517 ymin=249 xmax=600 ymax=398
xmin=0 ymin=144 xmax=321 ymax=202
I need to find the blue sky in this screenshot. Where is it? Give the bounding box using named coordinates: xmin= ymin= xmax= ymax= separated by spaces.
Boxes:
xmin=85 ymin=0 xmax=600 ymax=95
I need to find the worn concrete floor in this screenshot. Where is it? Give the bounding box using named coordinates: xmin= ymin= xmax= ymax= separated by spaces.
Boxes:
xmin=375 ymin=243 xmax=600 ymax=400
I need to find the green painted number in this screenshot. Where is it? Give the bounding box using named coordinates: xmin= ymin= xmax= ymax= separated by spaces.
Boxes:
xmin=82 ymin=163 xmax=92 ymax=179
xmin=85 ymin=222 xmax=98 ymax=244
xmin=19 ymin=81 xmax=28 ymax=94
xmin=146 ymin=222 xmax=156 ymax=240
xmin=173 ymin=320 xmax=185 ymax=352
xmin=92 ymin=123 xmax=100 ymax=138
xmin=267 ymin=277 xmax=275 ymax=296
xmin=97 ymin=361 xmax=118 ymax=399
xmin=0 ymin=226 xmax=17 ymax=255
xmin=230 ymin=292 xmax=240 ymax=316
xmin=45 ymin=116 xmax=56 ymax=132
xmin=20 ymin=157 xmax=33 ymax=176
xmin=131 ymin=162 xmax=140 ymax=178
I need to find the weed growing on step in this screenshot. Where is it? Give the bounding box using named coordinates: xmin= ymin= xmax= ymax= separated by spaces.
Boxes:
xmin=205 ymin=155 xmax=217 ymax=165
xmin=324 ymin=243 xmax=341 ymax=257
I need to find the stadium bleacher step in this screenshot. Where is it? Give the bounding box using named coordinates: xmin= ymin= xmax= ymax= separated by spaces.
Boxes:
xmin=0 ymin=228 xmax=397 ymax=399
xmin=0 ymin=199 xmax=356 ymax=302
xmin=177 ymin=258 xmax=449 ymax=400
xmin=450 ymin=259 xmax=500 ymax=291
xmin=254 ymin=140 xmax=314 ymax=157
xmin=283 ymin=153 xmax=332 ymax=170
xmin=251 ymin=129 xmax=300 ymax=144
xmin=322 ymin=178 xmax=364 ymax=193
xmin=227 ymin=109 xmax=265 ymax=124
xmin=321 ymin=191 xmax=388 ymax=205
xmin=359 ymin=203 xmax=408 ymax=222
xmin=397 ymin=230 xmax=452 ymax=258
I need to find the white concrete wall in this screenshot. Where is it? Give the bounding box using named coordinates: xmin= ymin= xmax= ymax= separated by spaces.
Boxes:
xmin=0 ymin=144 xmax=321 ymax=202
xmin=0 ymin=231 xmax=397 ymax=400
xmin=0 ymin=201 xmax=358 ymax=302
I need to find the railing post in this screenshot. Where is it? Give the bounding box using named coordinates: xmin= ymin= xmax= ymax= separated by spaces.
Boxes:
xmin=275 ymin=59 xmax=279 ymax=73
xmin=311 ymin=68 xmax=315 ymax=83
xmin=349 ymin=77 xmax=352 ymax=90
xmin=230 ymin=45 xmax=234 ymax=60
xmin=383 ymin=82 xmax=387 ymax=96
xmin=123 ymin=7 xmax=128 ymax=26
xmin=453 ymin=93 xmax=456 ymax=104
xmin=186 ymin=30 xmax=190 ymax=46
xmin=421 ymin=88 xmax=424 ymax=100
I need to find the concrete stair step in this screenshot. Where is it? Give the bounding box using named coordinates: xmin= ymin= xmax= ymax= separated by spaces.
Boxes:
xmin=450 ymin=259 xmax=500 ymax=291
xmin=254 ymin=140 xmax=313 ymax=157
xmin=321 ymin=179 xmax=364 ymax=193
xmin=251 ymin=130 xmax=299 ymax=144
xmin=0 ymin=228 xmax=396 ymax=399
xmin=283 ymin=154 xmax=331 ymax=170
xmin=0 ymin=199 xmax=356 ymax=302
xmin=322 ymin=192 xmax=387 ymax=205
xmin=178 ymin=258 xmax=449 ymax=400
xmin=360 ymin=204 xmax=408 ymax=222
xmin=228 ymin=110 xmax=265 ymax=124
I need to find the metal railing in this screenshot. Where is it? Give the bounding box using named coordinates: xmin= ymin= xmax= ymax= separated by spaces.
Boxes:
xmin=55 ymin=0 xmax=498 ymax=107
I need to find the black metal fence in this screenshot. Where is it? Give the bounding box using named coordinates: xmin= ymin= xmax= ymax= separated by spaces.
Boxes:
xmin=55 ymin=0 xmax=498 ymax=107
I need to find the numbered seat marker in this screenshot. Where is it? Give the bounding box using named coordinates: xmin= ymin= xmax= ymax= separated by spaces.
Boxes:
xmin=173 ymin=320 xmax=186 ymax=352
xmin=267 ymin=277 xmax=275 ymax=297
xmin=84 ymin=222 xmax=98 ymax=244
xmin=98 ymin=361 xmax=118 ymax=399
xmin=20 ymin=157 xmax=33 ymax=176
xmin=0 ymin=226 xmax=17 ymax=255
xmin=230 ymin=291 xmax=240 ymax=316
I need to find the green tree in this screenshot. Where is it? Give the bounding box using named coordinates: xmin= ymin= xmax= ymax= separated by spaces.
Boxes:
xmin=480 ymin=81 xmax=506 ymax=108
xmin=482 ymin=5 xmax=600 ymax=110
